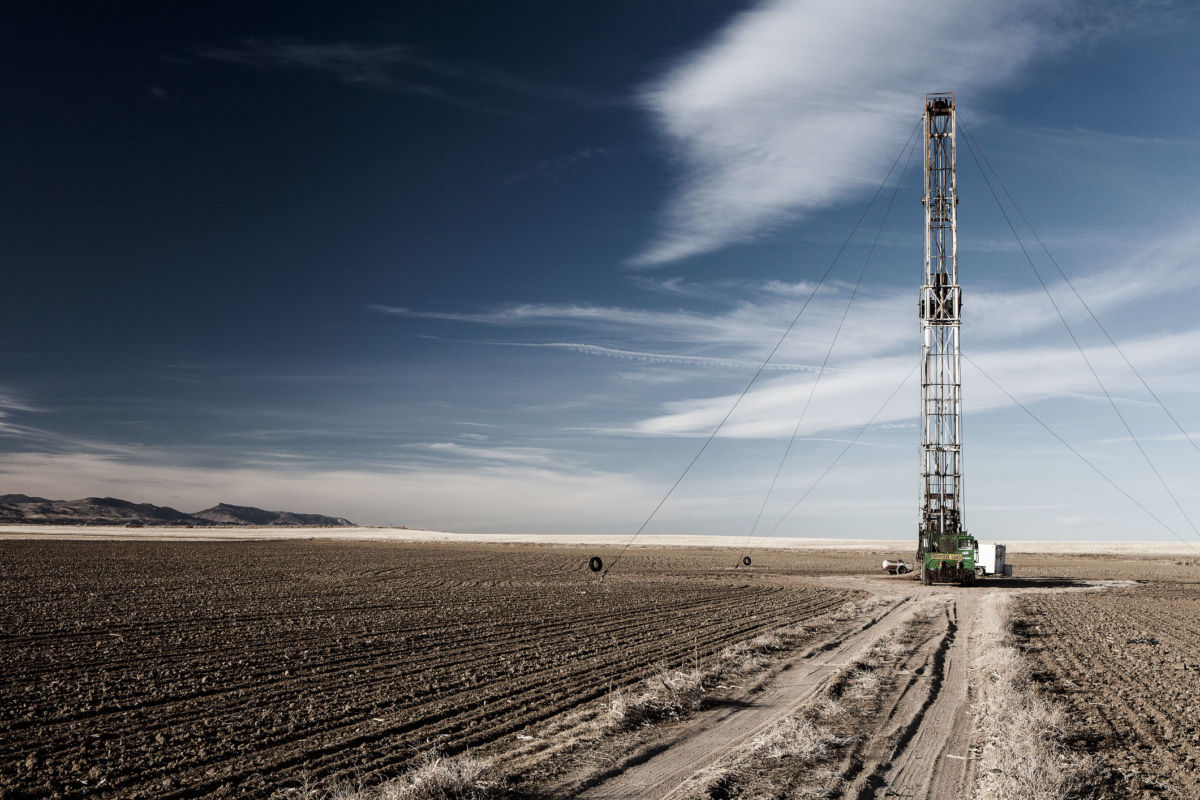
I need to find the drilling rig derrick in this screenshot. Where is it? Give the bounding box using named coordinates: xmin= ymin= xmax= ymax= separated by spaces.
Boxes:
xmin=918 ymin=93 xmax=977 ymax=585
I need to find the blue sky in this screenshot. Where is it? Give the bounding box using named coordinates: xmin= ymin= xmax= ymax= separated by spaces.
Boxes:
xmin=4 ymin=1 xmax=1200 ymax=542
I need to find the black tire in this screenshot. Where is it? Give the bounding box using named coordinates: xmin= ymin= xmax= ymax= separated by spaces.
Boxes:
xmin=921 ymin=565 xmax=933 ymax=586
xmin=588 ymin=556 xmax=603 ymax=572
xmin=975 ymin=566 xmax=985 ymax=578
xmin=742 ymin=556 xmax=752 ymax=567
xmin=896 ymin=565 xmax=909 ymax=575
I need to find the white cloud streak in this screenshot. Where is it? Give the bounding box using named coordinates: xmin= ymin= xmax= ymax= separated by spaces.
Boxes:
xmin=495 ymin=341 xmax=823 ymax=371
xmin=418 ymin=442 xmax=566 ymax=467
xmin=634 ymin=328 xmax=1200 ymax=438
xmin=374 ymin=220 xmax=1200 ymax=370
xmin=195 ymin=38 xmax=605 ymax=115
xmin=374 ymin=212 xmax=1200 ymax=443
xmin=633 ymin=0 xmax=1079 ymax=264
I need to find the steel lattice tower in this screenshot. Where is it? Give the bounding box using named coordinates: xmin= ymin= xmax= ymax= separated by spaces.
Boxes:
xmin=918 ymin=93 xmax=964 ymax=558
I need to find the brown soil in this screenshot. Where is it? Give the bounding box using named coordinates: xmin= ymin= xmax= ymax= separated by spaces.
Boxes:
xmin=1014 ymin=580 xmax=1200 ymax=799
xmin=571 ymin=596 xmax=918 ymax=800
xmin=0 ymin=540 xmax=860 ymax=799
xmin=3 ymin=540 xmax=1196 ymax=800
xmin=570 ymin=583 xmax=988 ymax=800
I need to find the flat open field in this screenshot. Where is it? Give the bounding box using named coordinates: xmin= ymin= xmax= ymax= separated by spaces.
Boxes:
xmin=2 ymin=525 xmax=1196 ymax=557
xmin=0 ymin=540 xmax=862 ymax=799
xmin=2 ymin=538 xmax=1198 ymax=800
xmin=0 ymin=526 xmax=921 ymax=547
xmin=1015 ymin=577 xmax=1200 ymax=798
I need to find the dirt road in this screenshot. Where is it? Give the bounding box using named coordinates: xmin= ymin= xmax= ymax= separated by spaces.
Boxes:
xmin=576 ymin=595 xmax=916 ymax=800
xmin=576 ymin=582 xmax=991 ymax=800
xmin=852 ymin=589 xmax=982 ymax=799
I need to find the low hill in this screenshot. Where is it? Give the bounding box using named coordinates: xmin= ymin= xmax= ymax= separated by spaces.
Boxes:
xmin=192 ymin=502 xmax=353 ymax=527
xmin=0 ymin=494 xmax=354 ymax=527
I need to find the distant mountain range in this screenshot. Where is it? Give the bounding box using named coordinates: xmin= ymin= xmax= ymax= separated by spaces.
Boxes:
xmin=0 ymin=495 xmax=355 ymax=527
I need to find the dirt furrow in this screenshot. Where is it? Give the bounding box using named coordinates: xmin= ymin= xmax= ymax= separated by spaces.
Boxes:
xmin=834 ymin=602 xmax=954 ymax=798
xmin=4 ymin=591 xmax=837 ymax=762
xmin=2 ymin=541 xmax=865 ymax=800
xmin=854 ymin=592 xmax=978 ymax=799
xmin=573 ymin=597 xmax=913 ymax=800
xmin=143 ymin=597 xmax=845 ymax=797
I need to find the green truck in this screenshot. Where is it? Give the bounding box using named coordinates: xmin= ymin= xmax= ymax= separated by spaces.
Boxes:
xmin=918 ymin=532 xmax=978 ymax=586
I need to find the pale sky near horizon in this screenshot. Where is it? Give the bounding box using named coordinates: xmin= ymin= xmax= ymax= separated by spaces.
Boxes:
xmin=4 ymin=1 xmax=1200 ymax=545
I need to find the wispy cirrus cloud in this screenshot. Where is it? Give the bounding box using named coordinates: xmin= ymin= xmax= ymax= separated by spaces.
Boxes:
xmin=375 ymin=213 xmax=1200 ymax=447
xmin=194 ymin=38 xmax=609 ymax=115
xmin=631 ymin=0 xmax=1096 ymax=265
xmin=371 ymin=292 xmax=908 ymax=366
xmin=506 ymin=147 xmax=614 ymax=184
xmin=632 ymin=328 xmax=1200 ymax=439
xmin=371 ymin=221 xmax=1200 ymax=367
xmin=493 ymin=341 xmax=823 ymax=372
xmin=416 ymin=441 xmax=567 ymax=467
xmin=369 ymin=300 xmax=778 ymax=346
xmin=0 ymin=392 xmax=41 ymax=417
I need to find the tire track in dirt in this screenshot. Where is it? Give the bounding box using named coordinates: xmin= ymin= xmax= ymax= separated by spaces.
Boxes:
xmin=573 ymin=583 xmax=1075 ymax=800
xmin=573 ymin=597 xmax=915 ymax=800
xmin=832 ymin=600 xmax=954 ymax=798
xmin=850 ymin=591 xmax=979 ymax=800
xmin=764 ymin=580 xmax=1130 ymax=800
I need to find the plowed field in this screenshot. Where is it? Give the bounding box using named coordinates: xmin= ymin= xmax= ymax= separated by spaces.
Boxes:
xmin=1015 ymin=581 xmax=1200 ymax=799
xmin=0 ymin=540 xmax=856 ymax=799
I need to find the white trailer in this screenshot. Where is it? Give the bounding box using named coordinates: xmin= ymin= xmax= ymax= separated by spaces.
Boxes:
xmin=975 ymin=543 xmax=1012 ymax=578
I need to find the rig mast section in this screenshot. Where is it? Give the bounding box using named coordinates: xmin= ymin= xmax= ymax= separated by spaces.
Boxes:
xmin=918 ymin=93 xmax=975 ymax=583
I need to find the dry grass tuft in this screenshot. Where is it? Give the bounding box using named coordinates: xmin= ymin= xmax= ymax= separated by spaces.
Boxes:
xmin=831 ymin=597 xmax=894 ymax=622
xmin=812 ymin=694 xmax=845 ymax=720
xmin=719 ymin=634 xmax=784 ymax=675
xmin=974 ymin=597 xmax=1095 ymax=800
xmin=294 ymin=753 xmax=497 ymax=800
xmin=792 ymin=768 xmax=844 ymax=798
xmin=692 ymin=764 xmax=738 ymax=798
xmin=830 ymin=602 xmax=860 ymax=622
xmin=605 ymin=668 xmax=706 ymax=730
xmin=778 ymin=622 xmax=812 ymax=640
xmin=751 ymin=717 xmax=839 ymax=763
xmin=718 ymin=642 xmax=767 ymax=675
xmin=749 ymin=632 xmax=783 ymax=651
xmin=380 ymin=754 xmax=495 ymax=800
xmin=842 ymin=668 xmax=883 ymax=703
xmin=866 ymin=636 xmax=907 ymax=664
